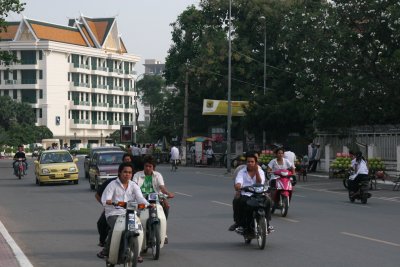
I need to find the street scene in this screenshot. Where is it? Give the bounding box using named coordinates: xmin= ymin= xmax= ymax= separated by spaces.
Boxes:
xmin=0 ymin=157 xmax=400 ymax=267
xmin=1 ymin=0 xmax=400 ymax=266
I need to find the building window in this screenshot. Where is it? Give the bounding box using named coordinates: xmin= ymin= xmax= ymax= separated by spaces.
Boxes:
xmin=68 ymin=73 xmax=70 ymax=82
xmin=39 ymin=108 xmax=42 ymax=118
xmin=13 ymin=90 xmax=17 ymax=99
xmin=68 ymin=91 xmax=70 ymax=100
xmin=4 ymin=90 xmax=9 ymax=96
xmin=39 ymin=50 xmax=42 ymax=60
xmin=39 ymin=70 xmax=43 ymax=79
xmin=39 ymin=89 xmax=43 ymax=99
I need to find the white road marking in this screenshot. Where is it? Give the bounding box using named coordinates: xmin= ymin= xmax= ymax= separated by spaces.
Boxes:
xmin=277 ymin=217 xmax=300 ymax=223
xmin=211 ymin=201 xmax=232 ymax=207
xmin=174 ymin=192 xmax=193 ymax=197
xmin=0 ymin=220 xmax=34 ymax=267
xmin=341 ymin=232 xmax=400 ymax=247
xmin=195 ymin=171 xmax=227 ymax=177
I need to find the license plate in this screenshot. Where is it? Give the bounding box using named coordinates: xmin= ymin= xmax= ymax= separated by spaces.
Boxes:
xmin=55 ymin=173 xmax=64 ymax=178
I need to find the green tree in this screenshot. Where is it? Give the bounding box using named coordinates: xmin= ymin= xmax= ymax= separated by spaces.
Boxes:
xmin=136 ymin=75 xmax=165 ymax=123
xmin=0 ymin=0 xmax=25 ymax=65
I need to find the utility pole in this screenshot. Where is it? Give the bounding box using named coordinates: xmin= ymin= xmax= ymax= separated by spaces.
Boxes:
xmin=261 ymin=16 xmax=267 ymax=150
xmin=181 ymin=70 xmax=189 ymax=165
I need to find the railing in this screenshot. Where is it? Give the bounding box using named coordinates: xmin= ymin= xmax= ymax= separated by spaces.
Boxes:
xmin=73 ymin=100 xmax=90 ymax=106
xmin=115 ymin=69 xmax=124 ymax=75
xmin=5 ymin=80 xmax=17 ymax=85
xmin=92 ymin=102 xmax=108 ymax=107
xmin=115 ymin=86 xmax=124 ymax=91
xmin=92 ymin=120 xmax=108 ymax=125
xmin=97 ymin=66 xmax=108 ymax=72
xmin=97 ymin=84 xmax=108 ymax=89
xmin=78 ymin=83 xmax=90 ymax=88
xmin=124 ymin=104 xmax=135 ymax=109
xmin=78 ymin=64 xmax=90 ymax=69
xmin=109 ymin=121 xmax=123 ymax=125
xmin=73 ymin=119 xmax=90 ymax=124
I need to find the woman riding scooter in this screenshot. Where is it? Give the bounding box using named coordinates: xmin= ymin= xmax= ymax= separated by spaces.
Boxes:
xmin=348 ymin=151 xmax=370 ymax=197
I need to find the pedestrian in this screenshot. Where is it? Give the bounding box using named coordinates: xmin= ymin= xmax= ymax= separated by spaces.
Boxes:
xmin=283 ymin=146 xmax=296 ymax=167
xmin=205 ymin=146 xmax=214 ymax=166
xmin=308 ymin=143 xmax=316 ymax=172
xmin=310 ymin=143 xmax=321 ymax=172
xmin=131 ymin=143 xmax=141 ymax=156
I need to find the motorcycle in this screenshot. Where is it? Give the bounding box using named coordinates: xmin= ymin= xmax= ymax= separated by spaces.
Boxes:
xmin=14 ymin=158 xmax=26 ymax=179
xmin=234 ymin=184 xmax=269 ymax=250
xmin=270 ymin=169 xmax=294 ymax=217
xmin=106 ymin=201 xmax=145 ymax=267
xmin=139 ymin=193 xmax=167 ymax=260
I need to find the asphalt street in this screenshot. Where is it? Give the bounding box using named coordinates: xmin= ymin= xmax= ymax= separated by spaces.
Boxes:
xmin=0 ymin=156 xmax=399 ymax=267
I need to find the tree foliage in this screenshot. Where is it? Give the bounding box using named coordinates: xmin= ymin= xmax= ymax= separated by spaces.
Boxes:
xmin=0 ymin=96 xmax=53 ymax=146
xmin=163 ymin=0 xmax=400 ymax=143
xmin=0 ymin=0 xmax=25 ymax=66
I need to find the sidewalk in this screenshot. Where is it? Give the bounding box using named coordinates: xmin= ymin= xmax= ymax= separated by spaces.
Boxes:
xmin=0 ymin=220 xmax=33 ymax=267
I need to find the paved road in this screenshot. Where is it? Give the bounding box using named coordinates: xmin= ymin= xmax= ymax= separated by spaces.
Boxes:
xmin=0 ymin=157 xmax=400 ymax=267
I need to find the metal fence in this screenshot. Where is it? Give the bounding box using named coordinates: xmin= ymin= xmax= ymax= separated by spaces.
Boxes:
xmin=315 ymin=132 xmax=400 ymax=161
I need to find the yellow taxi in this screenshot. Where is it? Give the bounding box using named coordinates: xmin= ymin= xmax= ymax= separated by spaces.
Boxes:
xmin=34 ymin=150 xmax=79 ymax=186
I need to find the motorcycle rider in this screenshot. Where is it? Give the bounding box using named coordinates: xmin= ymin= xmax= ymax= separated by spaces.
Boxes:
xmin=133 ymin=155 xmax=174 ymax=244
xmin=97 ymin=162 xmax=149 ymax=261
xmin=229 ymin=153 xmax=273 ymax=234
xmin=267 ymin=147 xmax=296 ymax=188
xmin=95 ymin=154 xmax=143 ymax=248
xmin=13 ymin=145 xmax=27 ymax=175
xmin=348 ymin=151 xmax=369 ymax=196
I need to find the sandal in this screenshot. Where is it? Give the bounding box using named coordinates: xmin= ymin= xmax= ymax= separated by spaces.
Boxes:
xmin=138 ymin=256 xmax=143 ymax=263
xmin=97 ymin=250 xmax=107 ymax=259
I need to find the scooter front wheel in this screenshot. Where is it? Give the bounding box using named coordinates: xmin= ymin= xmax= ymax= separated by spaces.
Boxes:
xmin=124 ymin=236 xmax=139 ymax=267
xmin=281 ymin=196 xmax=289 ymax=217
xmin=151 ymin=225 xmax=161 ymax=260
xmin=255 ymin=217 xmax=266 ymax=250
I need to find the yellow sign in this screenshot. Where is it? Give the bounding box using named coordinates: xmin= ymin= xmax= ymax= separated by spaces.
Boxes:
xmin=202 ymin=99 xmax=249 ymax=116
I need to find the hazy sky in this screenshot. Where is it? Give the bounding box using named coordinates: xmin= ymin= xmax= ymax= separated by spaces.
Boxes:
xmin=8 ymin=0 xmax=199 ymax=74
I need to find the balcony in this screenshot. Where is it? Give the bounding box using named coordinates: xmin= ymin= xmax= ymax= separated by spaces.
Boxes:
xmin=109 ymin=121 xmax=123 ymax=125
xmin=115 ymin=86 xmax=124 ymax=91
xmin=78 ymin=83 xmax=90 ymax=88
xmin=21 ymin=59 xmax=37 ymax=65
xmin=124 ymin=104 xmax=135 ymax=109
xmin=115 ymin=69 xmax=124 ymax=75
xmin=97 ymin=66 xmax=108 ymax=72
xmin=5 ymin=80 xmax=17 ymax=85
xmin=96 ymin=84 xmax=108 ymax=89
xmin=79 ymin=64 xmax=90 ymax=69
xmin=109 ymin=103 xmax=124 ymax=109
xmin=73 ymin=119 xmax=90 ymax=124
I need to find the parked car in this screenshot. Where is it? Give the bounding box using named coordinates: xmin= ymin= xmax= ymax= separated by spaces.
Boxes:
xmin=84 ymin=146 xmax=123 ymax=178
xmin=88 ymin=150 xmax=125 ymax=190
xmin=34 ymin=150 xmax=79 ymax=186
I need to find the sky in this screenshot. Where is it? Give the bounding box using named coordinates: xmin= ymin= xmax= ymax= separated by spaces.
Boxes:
xmin=8 ymin=0 xmax=200 ymax=75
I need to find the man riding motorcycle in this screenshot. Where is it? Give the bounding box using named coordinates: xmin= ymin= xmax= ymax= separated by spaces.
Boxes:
xmin=13 ymin=145 xmax=28 ymax=175
xmin=229 ymin=153 xmax=273 ymax=234
xmin=133 ymin=155 xmax=174 ymax=244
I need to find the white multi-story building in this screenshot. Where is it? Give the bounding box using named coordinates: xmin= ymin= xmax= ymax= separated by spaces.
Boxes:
xmin=0 ymin=16 xmax=140 ymax=147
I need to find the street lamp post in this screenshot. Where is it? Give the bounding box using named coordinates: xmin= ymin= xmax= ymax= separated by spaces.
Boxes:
xmin=227 ymin=0 xmax=232 ymax=173
xmin=260 ymin=15 xmax=267 ymax=150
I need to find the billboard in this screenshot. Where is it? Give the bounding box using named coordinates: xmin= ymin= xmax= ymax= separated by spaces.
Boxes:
xmin=202 ymin=99 xmax=249 ymax=116
xmin=120 ymin=125 xmax=133 ymax=143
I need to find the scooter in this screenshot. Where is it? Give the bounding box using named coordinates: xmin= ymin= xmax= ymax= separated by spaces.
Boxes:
xmin=139 ymin=193 xmax=167 ymax=260
xmin=106 ymin=201 xmax=145 ymax=267
xmin=234 ymin=184 xmax=269 ymax=250
xmin=270 ymin=169 xmax=294 ymax=217
xmin=14 ymin=158 xmax=26 ymax=179
xmin=348 ymin=179 xmax=372 ymax=204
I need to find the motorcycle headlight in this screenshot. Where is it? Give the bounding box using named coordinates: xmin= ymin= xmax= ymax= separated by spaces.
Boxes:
xmin=69 ymin=167 xmax=77 ymax=172
xmin=42 ymin=168 xmax=50 ymax=174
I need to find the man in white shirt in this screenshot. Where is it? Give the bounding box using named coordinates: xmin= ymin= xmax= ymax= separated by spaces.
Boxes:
xmin=131 ymin=143 xmax=141 ymax=156
xmin=228 ymin=153 xmax=273 ymax=234
xmin=170 ymin=145 xmax=180 ymax=170
xmin=284 ymin=146 xmax=296 ymax=167
xmin=98 ymin=162 xmax=149 ymax=259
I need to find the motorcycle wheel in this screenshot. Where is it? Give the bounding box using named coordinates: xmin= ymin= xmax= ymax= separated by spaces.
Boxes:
xmin=124 ymin=236 xmax=139 ymax=267
xmin=255 ymin=217 xmax=266 ymax=250
xmin=106 ymin=263 xmax=115 ymax=267
xmin=361 ymin=193 xmax=368 ymax=204
xmin=281 ymin=196 xmax=289 ymax=217
xmin=151 ymin=225 xmax=161 ymax=260
xmin=18 ymin=169 xmax=22 ymax=179
xmin=343 ymin=179 xmax=349 ymax=189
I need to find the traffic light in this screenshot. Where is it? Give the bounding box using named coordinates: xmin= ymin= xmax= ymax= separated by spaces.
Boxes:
xmin=55 ymin=116 xmax=60 ymax=125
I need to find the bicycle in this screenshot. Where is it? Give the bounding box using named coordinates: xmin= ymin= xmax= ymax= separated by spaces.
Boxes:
xmin=171 ymin=159 xmax=178 ymax=171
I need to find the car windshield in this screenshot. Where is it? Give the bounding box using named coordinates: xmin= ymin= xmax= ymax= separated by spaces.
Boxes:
xmin=98 ymin=153 xmax=123 ymax=165
xmin=40 ymin=152 xmax=73 ymax=164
